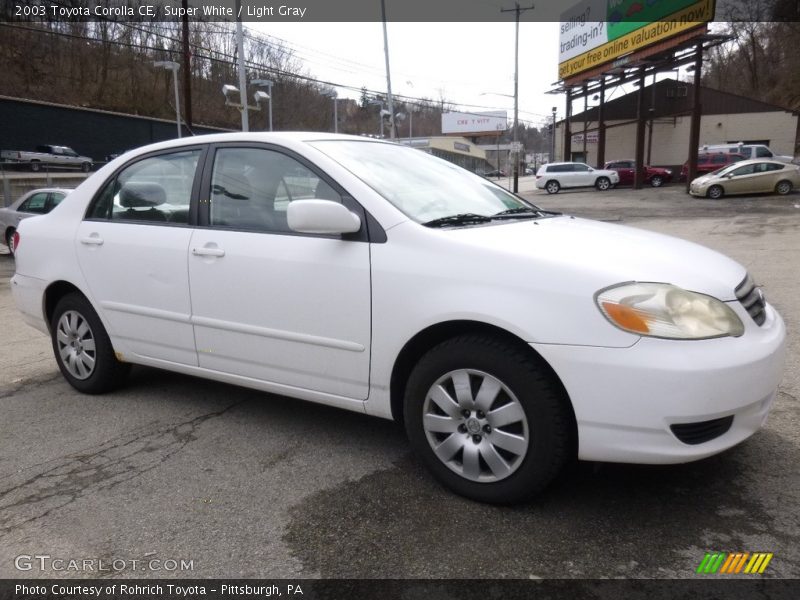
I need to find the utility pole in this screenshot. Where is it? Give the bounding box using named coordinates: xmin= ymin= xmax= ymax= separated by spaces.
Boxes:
xmin=551 ymin=106 xmax=557 ymax=163
xmin=181 ymin=0 xmax=192 ymax=130
xmin=380 ymin=0 xmax=396 ymax=139
xmin=501 ymin=1 xmax=534 ymax=193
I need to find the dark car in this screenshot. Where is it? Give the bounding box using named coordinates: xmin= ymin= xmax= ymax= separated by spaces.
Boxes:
xmin=604 ymin=160 xmax=673 ymax=187
xmin=482 ymin=169 xmax=506 ymax=178
xmin=680 ymin=153 xmax=746 ymax=181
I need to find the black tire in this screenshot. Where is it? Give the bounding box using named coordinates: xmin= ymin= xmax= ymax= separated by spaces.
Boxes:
xmin=650 ymin=175 xmax=664 ymax=187
xmin=595 ymin=176 xmax=611 ymax=191
xmin=81 ymin=162 xmax=91 ymax=173
xmin=707 ymin=185 xmax=724 ymax=200
xmin=50 ymin=292 xmax=130 ymax=394
xmin=5 ymin=228 xmax=15 ymax=257
xmin=775 ymin=180 xmax=793 ymax=195
xmin=545 ymin=180 xmax=560 ymax=194
xmin=30 ymin=161 xmax=40 ymax=172
xmin=404 ymin=335 xmax=573 ymax=504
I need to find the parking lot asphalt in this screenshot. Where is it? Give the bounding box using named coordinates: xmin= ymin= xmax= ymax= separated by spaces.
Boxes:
xmin=0 ymin=184 xmax=798 ymax=579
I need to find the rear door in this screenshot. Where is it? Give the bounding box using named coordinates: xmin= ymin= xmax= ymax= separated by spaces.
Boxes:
xmin=76 ymin=147 xmax=205 ymax=365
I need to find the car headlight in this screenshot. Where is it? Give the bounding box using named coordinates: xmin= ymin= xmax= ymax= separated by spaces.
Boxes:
xmin=665 ymin=169 xmax=672 ymax=175
xmin=596 ymin=282 xmax=744 ymax=339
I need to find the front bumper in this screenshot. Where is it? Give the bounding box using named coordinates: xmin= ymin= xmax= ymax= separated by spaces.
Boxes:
xmin=533 ymin=301 xmax=786 ymax=464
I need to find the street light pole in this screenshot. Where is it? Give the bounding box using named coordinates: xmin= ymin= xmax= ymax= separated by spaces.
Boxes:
xmin=154 ymin=61 xmax=181 ymax=138
xmin=234 ymin=0 xmax=248 ymax=132
xmin=380 ymin=0 xmax=396 ymax=139
xmin=551 ymin=106 xmax=557 ymax=162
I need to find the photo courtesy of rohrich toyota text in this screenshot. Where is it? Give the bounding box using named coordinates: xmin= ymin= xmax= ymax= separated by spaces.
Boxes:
xmin=0 ymin=0 xmax=798 ymax=598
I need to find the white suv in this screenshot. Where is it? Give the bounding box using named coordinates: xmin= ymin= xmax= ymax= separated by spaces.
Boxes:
xmin=536 ymin=162 xmax=620 ymax=193
xmin=11 ymin=133 xmax=785 ymax=504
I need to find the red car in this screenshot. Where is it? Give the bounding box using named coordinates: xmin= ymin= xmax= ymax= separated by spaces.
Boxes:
xmin=680 ymin=153 xmax=746 ymax=181
xmin=604 ymin=160 xmax=673 ymax=187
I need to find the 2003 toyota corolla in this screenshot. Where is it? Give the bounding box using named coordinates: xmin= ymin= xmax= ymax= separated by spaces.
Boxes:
xmin=11 ymin=133 xmax=786 ymax=503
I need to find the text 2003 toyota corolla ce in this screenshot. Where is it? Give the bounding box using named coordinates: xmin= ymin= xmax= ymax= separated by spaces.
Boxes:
xmin=11 ymin=133 xmax=786 ymax=503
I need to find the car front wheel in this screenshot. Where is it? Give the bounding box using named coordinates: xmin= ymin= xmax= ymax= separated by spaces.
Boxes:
xmin=595 ymin=176 xmax=611 ymax=191
xmin=545 ymin=180 xmax=560 ymax=194
xmin=404 ymin=335 xmax=573 ymax=504
xmin=707 ymin=185 xmax=724 ymax=200
xmin=50 ymin=293 xmax=130 ymax=394
xmin=650 ymin=175 xmax=664 ymax=187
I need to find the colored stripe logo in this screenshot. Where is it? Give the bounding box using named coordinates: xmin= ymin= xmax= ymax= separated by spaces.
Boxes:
xmin=697 ymin=552 xmax=773 ymax=574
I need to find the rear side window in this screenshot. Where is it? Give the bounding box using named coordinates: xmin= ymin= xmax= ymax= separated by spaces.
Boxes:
xmin=19 ymin=192 xmax=49 ymax=214
xmin=712 ymin=154 xmax=727 ymax=164
xmin=87 ymin=150 xmax=200 ymax=224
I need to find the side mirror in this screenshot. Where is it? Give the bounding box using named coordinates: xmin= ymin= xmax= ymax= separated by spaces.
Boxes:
xmin=287 ymin=199 xmax=361 ymax=235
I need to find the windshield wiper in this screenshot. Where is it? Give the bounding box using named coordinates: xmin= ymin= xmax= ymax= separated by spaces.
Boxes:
xmin=492 ymin=207 xmax=562 ymax=218
xmin=423 ymin=213 xmax=493 ymax=228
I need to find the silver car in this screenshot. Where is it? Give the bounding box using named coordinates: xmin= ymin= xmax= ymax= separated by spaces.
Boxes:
xmin=1 ymin=188 xmax=71 ymax=255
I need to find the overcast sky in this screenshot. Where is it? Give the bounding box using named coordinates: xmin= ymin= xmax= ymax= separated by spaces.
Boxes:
xmin=251 ymin=22 xmax=564 ymax=128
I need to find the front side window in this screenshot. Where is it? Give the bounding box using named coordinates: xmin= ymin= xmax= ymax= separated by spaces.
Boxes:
xmin=730 ymin=164 xmax=756 ymax=177
xmin=573 ymin=163 xmax=591 ymax=172
xmin=712 ymin=154 xmax=727 ymax=164
xmin=19 ymin=192 xmax=49 ymax=213
xmin=88 ymin=150 xmax=200 ymax=224
xmin=209 ymin=147 xmax=340 ymax=233
xmin=755 ymin=146 xmax=773 ymax=158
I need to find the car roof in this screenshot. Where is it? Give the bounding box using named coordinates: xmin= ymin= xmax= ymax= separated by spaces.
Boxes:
xmin=722 ymin=158 xmax=790 ymax=166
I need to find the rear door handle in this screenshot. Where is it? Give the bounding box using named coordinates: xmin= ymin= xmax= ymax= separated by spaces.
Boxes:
xmin=80 ymin=236 xmax=104 ymax=246
xmin=192 ymin=247 xmax=225 ymax=258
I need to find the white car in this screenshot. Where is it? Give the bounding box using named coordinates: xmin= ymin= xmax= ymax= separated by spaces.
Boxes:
xmin=1 ymin=188 xmax=71 ymax=255
xmin=11 ymin=133 xmax=786 ymax=504
xmin=535 ymin=162 xmax=620 ymax=193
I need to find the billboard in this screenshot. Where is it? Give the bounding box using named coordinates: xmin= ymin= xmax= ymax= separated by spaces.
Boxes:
xmin=441 ymin=111 xmax=508 ymax=135
xmin=558 ymin=0 xmax=715 ymax=80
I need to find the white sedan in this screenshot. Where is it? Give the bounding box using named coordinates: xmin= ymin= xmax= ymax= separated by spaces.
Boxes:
xmin=0 ymin=188 xmax=71 ymax=255
xmin=11 ymin=133 xmax=785 ymax=503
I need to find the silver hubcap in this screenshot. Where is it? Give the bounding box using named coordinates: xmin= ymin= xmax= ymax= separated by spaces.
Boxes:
xmin=598 ymin=179 xmax=609 ymax=190
xmin=547 ymin=183 xmax=558 ymax=193
xmin=422 ymin=369 xmax=529 ymax=483
xmin=56 ymin=310 xmax=97 ymax=380
xmin=778 ymin=182 xmax=790 ymax=194
xmin=710 ymin=187 xmax=721 ymax=198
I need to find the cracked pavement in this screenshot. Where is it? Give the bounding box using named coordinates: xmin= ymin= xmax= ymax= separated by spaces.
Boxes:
xmin=0 ymin=185 xmax=798 ymax=578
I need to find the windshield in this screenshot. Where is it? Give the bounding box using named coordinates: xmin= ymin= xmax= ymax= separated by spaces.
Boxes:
xmin=310 ymin=140 xmax=539 ymax=224
xmin=709 ymin=163 xmax=740 ymax=177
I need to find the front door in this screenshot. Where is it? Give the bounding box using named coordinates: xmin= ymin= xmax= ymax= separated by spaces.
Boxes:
xmin=187 ymin=145 xmax=372 ymax=400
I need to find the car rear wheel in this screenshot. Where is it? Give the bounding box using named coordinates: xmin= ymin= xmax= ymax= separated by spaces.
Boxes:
xmin=404 ymin=335 xmax=573 ymax=504
xmin=707 ymin=185 xmax=724 ymax=200
xmin=5 ymin=229 xmax=15 ymax=256
xmin=50 ymin=293 xmax=130 ymax=394
xmin=545 ymin=180 xmax=560 ymax=194
xmin=30 ymin=161 xmax=40 ymax=172
xmin=775 ymin=180 xmax=793 ymax=195
xmin=650 ymin=175 xmax=664 ymax=187
xmin=595 ymin=176 xmax=611 ymax=191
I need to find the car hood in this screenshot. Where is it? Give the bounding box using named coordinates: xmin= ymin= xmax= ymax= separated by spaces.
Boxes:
xmin=442 ymin=215 xmax=746 ymax=301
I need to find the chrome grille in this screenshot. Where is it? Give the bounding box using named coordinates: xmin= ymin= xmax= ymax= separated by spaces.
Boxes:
xmin=735 ymin=274 xmax=766 ymax=326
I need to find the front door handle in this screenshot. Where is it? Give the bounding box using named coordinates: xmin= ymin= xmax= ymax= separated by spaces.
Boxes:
xmin=80 ymin=236 xmax=104 ymax=246
xmin=192 ymin=247 xmax=225 ymax=258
